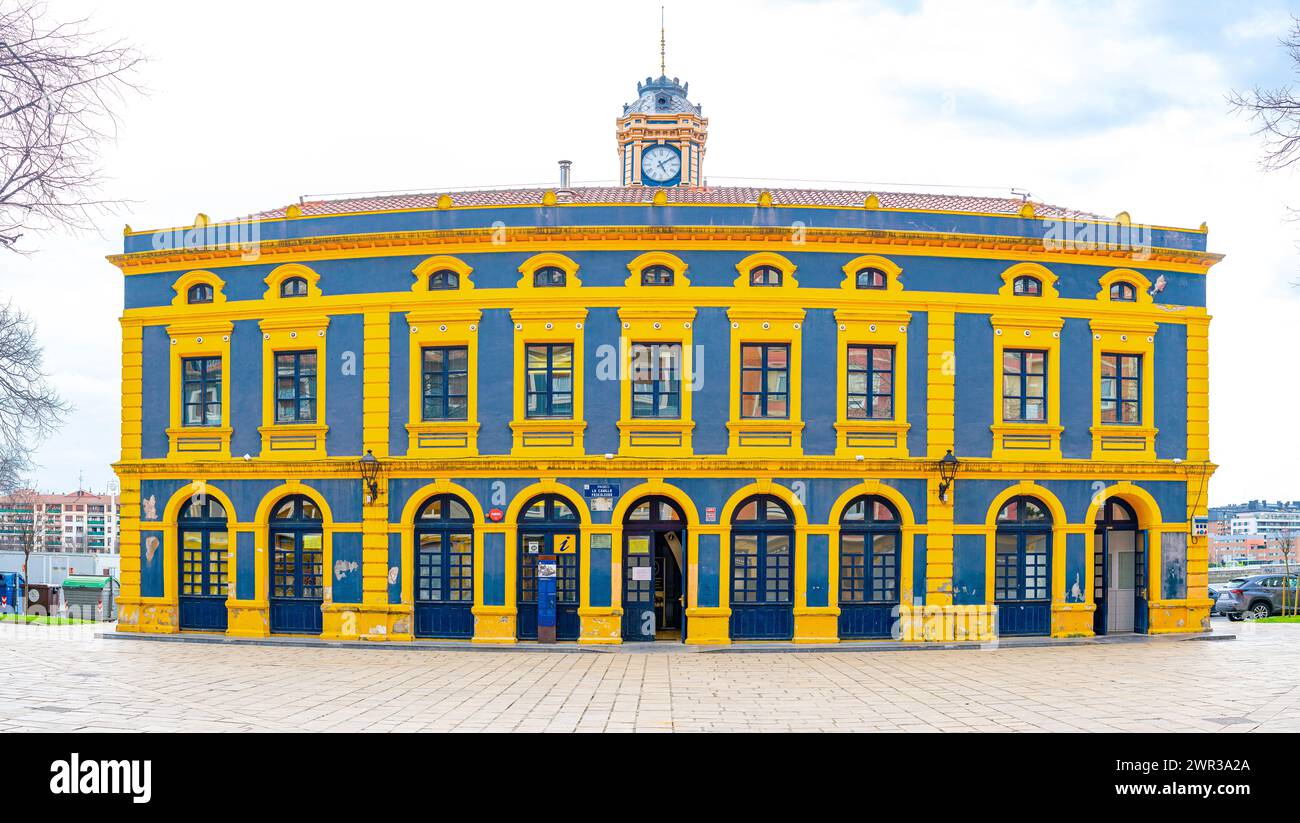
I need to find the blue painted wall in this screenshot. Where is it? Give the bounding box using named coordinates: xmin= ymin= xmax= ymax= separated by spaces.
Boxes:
xmin=954 ymin=312 xmax=994 ymax=458
xmin=387 ymin=533 xmax=402 ymax=604
xmin=1154 ymin=322 xmax=1188 ymax=460
xmin=906 ymin=311 xmax=928 ymax=456
xmin=691 ymin=307 xmax=730 ymax=455
xmin=583 ymin=308 xmax=621 ymax=454
xmin=388 ymin=313 xmax=409 ymax=456
xmin=331 ymin=532 xmax=363 ymax=603
xmin=325 ymin=313 xmax=364 ymax=456
xmin=477 ymin=309 xmax=513 ymax=455
xmin=230 ymin=319 xmax=263 ymax=458
xmin=236 ymin=532 xmax=256 ymax=600
xmin=483 ymin=532 xmax=505 ymax=606
xmin=140 ymin=529 xmax=164 ymax=598
xmin=1060 ymin=317 xmax=1093 ymax=459
xmin=806 ymin=533 xmax=829 ymax=607
xmin=952 ymin=533 xmax=986 ymax=605
xmin=802 ymin=309 xmax=837 ymax=455
xmin=141 ymin=326 xmax=170 ymax=459
xmin=697 ymin=533 xmax=720 ymax=607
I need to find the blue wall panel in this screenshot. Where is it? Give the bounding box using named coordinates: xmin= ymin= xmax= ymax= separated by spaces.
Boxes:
xmin=325 ymin=313 xmax=364 ymax=456
xmin=1154 ymin=322 xmax=1188 ymax=460
xmin=301 ymin=478 xmax=362 ymax=524
xmin=330 ymin=532 xmax=363 ymax=604
xmin=483 ymin=532 xmax=505 ymax=606
xmin=907 ymin=311 xmax=928 ymax=456
xmin=589 ymin=545 xmax=612 ymax=608
xmin=388 ymin=532 xmax=402 ymax=604
xmin=141 ymin=325 xmax=170 ymax=459
xmin=692 ymin=307 xmax=730 ymax=455
xmin=388 ymin=313 xmax=409 ymax=456
xmin=802 ymin=309 xmax=837 ymax=455
xmin=1065 ymin=532 xmax=1088 ymax=603
xmin=806 ymin=532 xmax=829 ymax=608
xmin=1060 ymin=317 xmax=1093 ymax=459
xmin=583 ymin=308 xmax=620 ymax=455
xmin=236 ymin=531 xmax=256 ymax=600
xmin=952 ymin=533 xmax=986 ymax=605
xmin=139 ymin=529 xmax=164 ymax=598
xmin=477 ymin=309 xmax=513 ymax=455
xmin=230 ymin=319 xmax=263 ymax=458
xmin=953 ymin=312 xmax=994 ymax=458
xmin=697 ymin=533 xmax=720 ymax=607
xmin=912 ymin=534 xmax=927 ymax=605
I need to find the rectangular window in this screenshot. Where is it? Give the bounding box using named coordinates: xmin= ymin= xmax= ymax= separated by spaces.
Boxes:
xmin=525 ymin=343 xmax=574 ymax=419
xmin=1100 ymin=353 xmax=1141 ymax=424
xmin=846 ymin=344 xmax=894 ymax=420
xmin=1002 ymin=349 xmax=1047 ymax=422
xmin=739 ymin=343 xmax=789 ymax=419
xmin=421 ymin=346 xmax=469 ymax=421
xmin=274 ymin=350 xmax=317 ymax=424
xmin=630 ymin=342 xmax=681 ymax=419
xmin=181 ymin=357 xmax=222 ymax=427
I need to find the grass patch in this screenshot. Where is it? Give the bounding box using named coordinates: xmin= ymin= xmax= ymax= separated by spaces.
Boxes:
xmin=0 ymin=613 xmax=94 ymax=625
xmin=1257 ymin=615 xmax=1300 ymax=624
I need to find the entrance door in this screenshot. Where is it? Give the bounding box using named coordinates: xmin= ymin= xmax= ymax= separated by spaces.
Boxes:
xmin=622 ymin=496 xmax=687 ymax=642
xmin=268 ymin=495 xmax=324 ymax=635
xmin=993 ymin=496 xmax=1052 ymax=636
xmin=1093 ymin=498 xmax=1142 ymax=635
xmin=413 ymin=495 xmax=475 ymax=639
xmin=729 ymin=495 xmax=794 ymax=640
xmin=178 ymin=497 xmax=229 ymax=631
xmin=516 ymin=495 xmax=581 ymax=641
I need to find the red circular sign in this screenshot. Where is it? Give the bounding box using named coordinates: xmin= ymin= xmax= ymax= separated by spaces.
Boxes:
xmin=488 ymin=507 xmax=504 ymax=522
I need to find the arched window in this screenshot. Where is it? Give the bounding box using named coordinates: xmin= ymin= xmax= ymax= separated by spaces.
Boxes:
xmin=177 ymin=496 xmax=228 ymax=631
xmin=749 ymin=265 xmax=783 ymax=287
xmin=1012 ymin=275 xmax=1042 ymax=296
xmin=533 ymin=266 xmax=566 ymax=287
xmin=1109 ymin=281 xmax=1137 ymax=302
xmin=413 ymin=494 xmax=474 ymax=638
xmin=640 ymin=264 xmax=674 ymax=286
xmin=855 ymin=267 xmax=887 ymax=290
xmin=187 ymin=283 xmax=214 ymax=304
xmin=268 ymin=495 xmax=324 ymax=634
xmin=428 ymin=269 xmax=459 ymax=290
xmin=839 ymin=495 xmax=901 ymax=639
xmin=1093 ymin=497 xmax=1144 ymax=635
xmin=280 ymin=276 xmax=309 ymax=298
xmin=730 ymin=494 xmax=794 ymax=640
xmin=622 ymin=495 xmax=687 ymax=642
xmin=517 ymin=494 xmax=581 ymax=640
xmin=994 ymin=495 xmax=1052 ymax=635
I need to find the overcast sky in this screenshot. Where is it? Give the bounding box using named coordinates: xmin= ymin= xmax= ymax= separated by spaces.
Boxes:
xmin=2 ymin=0 xmax=1297 ymax=504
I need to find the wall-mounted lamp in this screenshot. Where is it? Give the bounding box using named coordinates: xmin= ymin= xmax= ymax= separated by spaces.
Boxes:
xmin=937 ymin=449 xmax=959 ymax=503
xmin=359 ymin=449 xmax=382 ymax=504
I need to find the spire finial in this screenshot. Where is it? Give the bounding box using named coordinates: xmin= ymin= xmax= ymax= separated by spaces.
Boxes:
xmin=660 ymin=6 xmax=666 ymax=76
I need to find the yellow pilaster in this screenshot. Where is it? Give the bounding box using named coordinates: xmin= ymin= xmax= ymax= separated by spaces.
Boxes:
xmin=924 ymin=477 xmax=954 ymax=614
xmin=926 ymin=309 xmax=955 ymax=458
xmin=121 ymin=323 xmax=143 ymax=462
xmin=114 ymin=476 xmax=143 ymax=632
xmin=1186 ymin=317 xmax=1209 ymax=463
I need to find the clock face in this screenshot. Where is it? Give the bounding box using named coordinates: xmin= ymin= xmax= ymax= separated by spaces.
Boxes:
xmin=641 ymin=145 xmax=681 ymax=183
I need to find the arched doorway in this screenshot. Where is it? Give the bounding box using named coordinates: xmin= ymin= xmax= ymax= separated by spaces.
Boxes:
xmin=1093 ymin=497 xmax=1145 ymax=634
xmin=413 ymin=494 xmax=474 ymax=639
xmin=622 ymin=496 xmax=687 ymax=642
xmin=268 ymin=495 xmax=324 ymax=635
xmin=994 ymin=495 xmax=1052 ymax=636
xmin=730 ymin=495 xmax=794 ymax=640
xmin=517 ymin=494 xmax=581 ymax=641
xmin=178 ymin=496 xmax=229 ymax=632
xmin=837 ymin=495 xmax=901 ymax=639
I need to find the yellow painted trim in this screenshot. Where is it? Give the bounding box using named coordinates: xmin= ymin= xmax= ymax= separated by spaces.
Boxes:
xmin=623 ymin=251 xmax=691 ymax=288
xmin=516 ymin=252 xmax=582 ymax=289
xmin=733 ymin=251 xmax=799 ymax=290
xmin=840 ymin=254 xmax=904 ymax=292
xmin=727 ymin=306 xmax=805 ymax=456
xmin=263 ymin=262 xmax=323 ymax=301
xmin=405 ymin=307 xmax=481 ymax=457
xmin=834 ymin=308 xmax=911 ymax=458
xmin=396 ymin=480 xmax=485 ymax=611
xmin=826 ymin=480 xmax=919 ymax=606
xmin=989 ymin=313 xmax=1063 ymax=461
xmin=165 ymin=319 xmax=234 ymax=460
xmin=170 ymin=270 xmax=228 ymax=308
xmin=410 ymin=255 xmax=475 ymax=292
xmin=1096 ymin=267 xmax=1153 ymax=305
xmin=155 ymin=482 xmax=239 ymax=615
xmin=616 ymin=306 xmax=696 ymax=456
xmin=1089 ymin=317 xmax=1158 ymax=460
xmin=983 ymin=481 xmax=1070 ymax=609
xmin=998 ymin=262 xmax=1060 ymax=299
xmin=510 ymin=307 xmax=587 ymax=456
xmin=252 ymin=481 xmax=337 ymax=631
xmin=259 ymin=313 xmax=331 ymax=459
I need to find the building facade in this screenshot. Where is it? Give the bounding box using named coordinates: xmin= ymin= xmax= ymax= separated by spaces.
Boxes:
xmin=0 ymin=491 xmax=121 ymax=554
xmin=109 ymin=73 xmax=1218 ymax=644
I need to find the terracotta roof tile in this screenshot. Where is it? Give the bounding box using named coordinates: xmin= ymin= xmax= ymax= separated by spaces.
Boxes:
xmin=254 ymin=186 xmax=1103 ymax=221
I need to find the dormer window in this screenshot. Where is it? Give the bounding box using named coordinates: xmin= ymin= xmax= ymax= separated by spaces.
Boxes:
xmin=534 ymin=266 xmax=566 ymax=287
xmin=749 ymin=265 xmax=783 ymax=287
xmin=280 ymin=276 xmax=309 ymax=298
xmin=641 ymin=265 xmax=674 ymax=286
xmin=855 ymin=268 xmax=887 ymax=290
xmin=1012 ymin=275 xmax=1042 ymax=296
xmin=187 ymin=283 xmax=214 ymax=304
xmin=1109 ymin=281 xmax=1137 ymax=302
xmin=428 ymin=269 xmax=459 ymax=290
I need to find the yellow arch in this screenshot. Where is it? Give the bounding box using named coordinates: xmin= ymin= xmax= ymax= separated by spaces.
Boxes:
xmin=397 ymin=480 xmax=486 ymax=611
xmin=827 ymin=480 xmax=917 ymax=528
xmin=610 ymin=479 xmax=700 ymax=527
xmin=826 ymin=480 xmax=919 ymax=608
xmin=997 ymin=262 xmax=1060 ymax=299
xmin=399 ymin=480 xmax=486 ymax=527
xmin=719 ymin=480 xmax=809 ymax=526
xmin=624 ymin=251 xmax=691 ymax=288
xmin=170 ymin=270 xmax=228 ymax=307
xmin=411 ymin=255 xmax=474 ymax=292
xmin=1082 ymin=481 xmax=1165 ymax=528
xmin=263 ymin=262 xmax=322 ymax=300
xmin=254 ymin=481 xmax=336 ymax=528
xmin=839 ymin=254 xmax=904 ymax=292
xmin=516 ymin=252 xmax=582 ymax=289
xmin=252 ymin=482 xmax=336 ymax=612
xmin=983 ymin=481 xmax=1070 ymax=610
xmin=504 ymin=480 xmax=591 ymax=525
xmin=733 ymin=251 xmax=799 ymax=290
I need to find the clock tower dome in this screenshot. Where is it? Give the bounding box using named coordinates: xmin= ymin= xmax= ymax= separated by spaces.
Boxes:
xmin=616 ymin=74 xmax=708 ymax=187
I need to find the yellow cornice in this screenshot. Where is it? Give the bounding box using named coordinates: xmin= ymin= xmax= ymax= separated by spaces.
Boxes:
xmin=107 ymin=224 xmax=1223 ymax=276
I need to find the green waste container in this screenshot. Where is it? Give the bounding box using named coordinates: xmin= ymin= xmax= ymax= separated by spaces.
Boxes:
xmin=62 ymin=575 xmax=118 ymax=622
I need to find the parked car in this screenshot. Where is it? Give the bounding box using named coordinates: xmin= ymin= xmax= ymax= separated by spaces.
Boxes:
xmin=1217 ymin=574 xmax=1299 ymax=621
xmin=1208 ymin=578 xmax=1247 ymax=615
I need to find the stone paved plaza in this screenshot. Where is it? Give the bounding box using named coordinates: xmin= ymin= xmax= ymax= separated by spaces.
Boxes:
xmin=0 ymin=620 xmax=1296 ymax=732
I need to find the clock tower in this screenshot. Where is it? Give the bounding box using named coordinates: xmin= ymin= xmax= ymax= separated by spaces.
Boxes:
xmin=616 ymin=74 xmax=708 ymax=187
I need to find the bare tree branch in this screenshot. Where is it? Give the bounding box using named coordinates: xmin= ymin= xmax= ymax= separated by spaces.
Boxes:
xmin=0 ymin=301 xmax=70 ymax=490
xmin=0 ymin=1 xmax=142 ymax=253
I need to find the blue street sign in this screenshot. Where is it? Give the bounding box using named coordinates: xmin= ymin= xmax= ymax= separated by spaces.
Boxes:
xmin=583 ymin=483 xmax=620 ymax=499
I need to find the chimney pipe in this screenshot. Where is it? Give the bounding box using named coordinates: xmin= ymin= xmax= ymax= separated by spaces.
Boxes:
xmin=558 ymin=160 xmax=572 ymax=190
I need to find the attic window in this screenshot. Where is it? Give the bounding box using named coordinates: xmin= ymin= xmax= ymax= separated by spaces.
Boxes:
xmin=280 ymin=276 xmax=309 ymax=298
xmin=641 ymin=265 xmax=674 ymax=286
xmin=428 ymin=269 xmax=459 ymax=290
xmin=749 ymin=265 xmax=783 ymax=287
xmin=855 ymin=268 xmax=887 ymax=290
xmin=1012 ymin=275 xmax=1042 ymax=296
xmin=187 ymin=283 xmax=214 ymax=304
xmin=533 ymin=266 xmax=566 ymax=287
xmin=1109 ymin=281 xmax=1137 ymax=302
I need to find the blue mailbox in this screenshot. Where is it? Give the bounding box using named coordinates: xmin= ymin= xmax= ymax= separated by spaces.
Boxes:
xmin=536 ymin=555 xmax=558 ymax=643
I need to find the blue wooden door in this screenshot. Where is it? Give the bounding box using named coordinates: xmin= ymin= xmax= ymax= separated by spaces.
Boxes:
xmin=993 ymin=496 xmax=1052 ymax=637
xmin=177 ymin=497 xmax=228 ymax=632
xmin=730 ymin=530 xmax=793 ymax=639
xmin=837 ymin=496 xmax=901 ymax=639
xmin=623 ymin=531 xmax=655 ymax=641
xmin=518 ymin=532 xmax=580 ymax=640
xmin=413 ymin=495 xmax=474 ymax=639
xmin=1134 ymin=531 xmax=1149 ymax=633
xmin=268 ymin=495 xmax=324 ymax=635
xmin=1092 ymin=531 xmax=1107 ymax=635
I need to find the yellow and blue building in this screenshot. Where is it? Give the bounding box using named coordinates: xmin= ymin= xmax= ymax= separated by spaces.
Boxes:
xmin=109 ymin=72 xmax=1218 ymax=644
